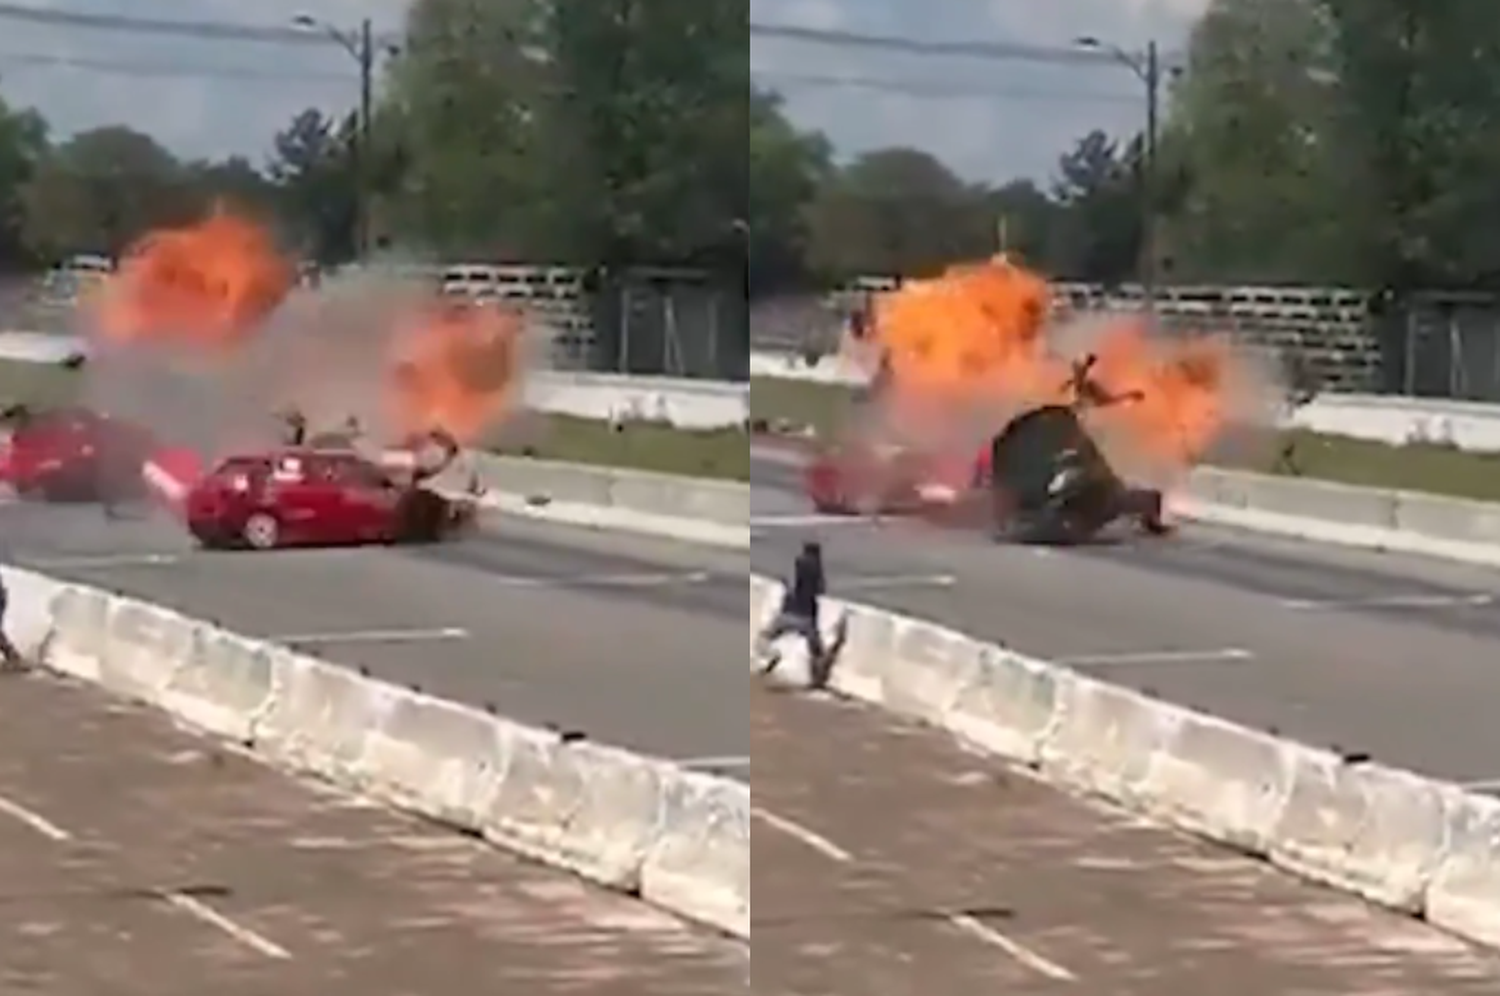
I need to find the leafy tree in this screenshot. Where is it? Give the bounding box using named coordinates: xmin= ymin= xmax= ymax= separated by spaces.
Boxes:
xmin=984 ymin=179 xmax=1062 ymax=271
xmin=268 ymin=108 xmax=358 ymax=262
xmin=1046 ymin=130 xmax=1144 ymax=284
xmin=379 ymin=0 xmax=548 ymax=258
xmin=1160 ymin=0 xmax=1347 ymax=282
xmin=537 ymin=0 xmax=746 ymax=265
xmin=805 ymin=147 xmax=991 ymax=278
xmin=20 ymin=126 xmax=192 ymax=260
xmin=747 ymin=86 xmax=830 ymax=293
xmin=1318 ymin=0 xmax=1500 ymax=287
xmin=0 ymin=89 xmax=48 ymax=269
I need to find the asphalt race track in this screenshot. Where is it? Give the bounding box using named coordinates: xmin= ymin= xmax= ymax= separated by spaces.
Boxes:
xmin=752 ymin=447 xmax=1500 ymax=787
xmin=0 ymin=498 xmax=745 ymax=768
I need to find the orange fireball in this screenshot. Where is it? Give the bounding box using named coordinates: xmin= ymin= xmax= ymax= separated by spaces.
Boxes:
xmin=91 ymin=205 xmax=293 ymax=350
xmin=857 ymin=255 xmax=1245 ymax=475
xmin=385 ymin=298 xmax=525 ymax=443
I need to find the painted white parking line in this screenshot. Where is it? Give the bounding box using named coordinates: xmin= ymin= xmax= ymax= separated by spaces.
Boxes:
xmin=752 ymin=807 xmax=852 ymax=862
xmin=21 ymin=552 xmax=180 ymax=570
xmin=1280 ymin=592 xmax=1493 ymax=611
xmin=1052 ymin=648 xmax=1253 ymax=668
xmin=163 ymin=892 xmax=291 ymax=959
xmin=838 ymin=573 xmax=956 ymax=592
xmin=269 ymin=627 xmax=469 ymax=646
xmin=0 ymin=792 xmax=72 ymax=842
xmin=947 ymin=912 xmax=1078 ymax=981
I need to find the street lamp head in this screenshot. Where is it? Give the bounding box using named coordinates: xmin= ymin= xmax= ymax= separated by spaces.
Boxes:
xmin=292 ymin=14 xmax=317 ymax=28
xmin=1074 ymin=36 xmax=1102 ymax=49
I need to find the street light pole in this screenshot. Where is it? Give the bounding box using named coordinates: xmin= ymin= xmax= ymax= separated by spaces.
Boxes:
xmin=1142 ymin=39 xmax=1160 ymax=314
xmin=294 ymin=14 xmax=375 ymax=261
xmin=1076 ymin=36 xmax=1164 ymax=315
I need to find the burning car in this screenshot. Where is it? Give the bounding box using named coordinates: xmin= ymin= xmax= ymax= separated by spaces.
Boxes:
xmin=803 ymin=438 xmax=985 ymax=517
xmin=0 ymin=404 xmax=156 ymax=503
xmin=181 ymin=445 xmax=480 ymax=550
xmin=802 ymin=355 xmax=1172 ymax=544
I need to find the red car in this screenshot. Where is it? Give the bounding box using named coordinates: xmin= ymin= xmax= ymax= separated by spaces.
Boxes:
xmin=804 ymin=439 xmax=991 ymax=516
xmin=182 ymin=446 xmax=479 ymax=550
xmin=0 ymin=405 xmax=155 ymax=502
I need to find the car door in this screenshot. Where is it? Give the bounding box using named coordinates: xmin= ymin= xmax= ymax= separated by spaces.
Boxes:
xmin=263 ymin=454 xmax=326 ymax=545
xmin=328 ymin=455 xmax=401 ymax=542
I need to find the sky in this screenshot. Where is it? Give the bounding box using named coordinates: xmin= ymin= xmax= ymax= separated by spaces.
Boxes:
xmin=0 ymin=0 xmax=1210 ymax=184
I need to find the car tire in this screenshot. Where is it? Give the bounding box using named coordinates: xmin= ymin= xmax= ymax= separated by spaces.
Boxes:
xmin=241 ymin=512 xmax=281 ymax=550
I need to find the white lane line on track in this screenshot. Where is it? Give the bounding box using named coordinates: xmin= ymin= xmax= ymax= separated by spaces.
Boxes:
xmin=752 ymin=807 xmax=852 ymax=862
xmin=269 ymin=626 xmax=469 ymax=646
xmin=0 ymin=793 xmax=72 ymax=841
xmin=20 ymin=552 xmax=180 ymax=570
xmin=947 ymin=912 xmax=1078 ymax=981
xmin=163 ymin=892 xmax=291 ymax=960
xmin=677 ymin=755 xmax=749 ymax=771
xmin=1053 ymin=648 xmax=1253 ymax=668
xmin=1279 ymin=592 xmax=1493 ymax=611
xmin=751 ymin=513 xmax=861 ymax=527
xmin=506 ymin=570 xmax=712 ymax=588
xmin=838 ymin=573 xmax=956 ymax=592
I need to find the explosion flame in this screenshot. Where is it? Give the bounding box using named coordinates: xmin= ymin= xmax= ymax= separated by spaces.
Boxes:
xmin=81 ymin=207 xmax=527 ymax=447
xmin=91 ymin=206 xmax=293 ymax=349
xmin=853 ymin=256 xmax=1258 ymax=477
xmin=386 ymin=299 xmax=525 ymax=442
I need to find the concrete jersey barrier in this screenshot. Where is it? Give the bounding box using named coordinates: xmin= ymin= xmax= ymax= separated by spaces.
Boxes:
xmin=1180 ymin=467 xmax=1500 ymax=565
xmin=751 ymin=572 xmax=1500 ymax=950
xmin=460 ymin=455 xmax=749 ymax=548
xmin=0 ymin=564 xmax=749 ymax=939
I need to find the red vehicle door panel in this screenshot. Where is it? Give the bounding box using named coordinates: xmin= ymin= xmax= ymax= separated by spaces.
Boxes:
xmin=329 ymin=456 xmax=401 ymax=541
xmin=262 ymin=454 xmax=340 ymax=545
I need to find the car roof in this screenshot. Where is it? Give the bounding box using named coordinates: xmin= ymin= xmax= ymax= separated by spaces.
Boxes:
xmin=213 ymin=446 xmax=375 ymax=468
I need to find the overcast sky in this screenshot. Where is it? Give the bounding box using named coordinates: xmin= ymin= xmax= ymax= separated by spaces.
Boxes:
xmin=0 ymin=0 xmax=1208 ymax=183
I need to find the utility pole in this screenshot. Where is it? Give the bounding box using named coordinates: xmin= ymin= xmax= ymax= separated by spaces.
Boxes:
xmin=357 ymin=17 xmax=373 ymax=261
xmin=1142 ymin=39 xmax=1160 ymax=314
xmin=1076 ymin=36 xmax=1168 ymax=316
xmin=294 ymin=14 xmax=378 ymax=261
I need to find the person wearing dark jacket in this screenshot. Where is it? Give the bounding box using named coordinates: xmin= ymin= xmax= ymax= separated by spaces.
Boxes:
xmin=0 ymin=571 xmax=24 ymax=669
xmin=756 ymin=541 xmax=826 ymax=674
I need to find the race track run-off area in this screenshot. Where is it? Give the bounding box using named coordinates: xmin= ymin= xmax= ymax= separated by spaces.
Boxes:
xmin=0 ymin=497 xmax=747 ymax=994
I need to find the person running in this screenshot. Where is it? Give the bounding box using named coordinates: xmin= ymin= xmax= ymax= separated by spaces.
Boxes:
xmin=0 ymin=571 xmax=25 ymax=670
xmin=756 ymin=541 xmax=826 ymax=675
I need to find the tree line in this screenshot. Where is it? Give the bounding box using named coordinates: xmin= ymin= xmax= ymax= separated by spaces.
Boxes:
xmin=754 ymin=0 xmax=1500 ymax=295
xmin=0 ymin=0 xmax=745 ymax=274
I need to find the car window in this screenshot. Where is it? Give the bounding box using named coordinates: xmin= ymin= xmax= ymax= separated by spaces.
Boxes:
xmin=331 ymin=456 xmax=392 ymax=491
xmin=210 ymin=457 xmax=268 ymax=493
xmin=270 ymin=454 xmax=307 ymax=483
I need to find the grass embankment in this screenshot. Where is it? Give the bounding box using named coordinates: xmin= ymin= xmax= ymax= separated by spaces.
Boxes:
xmin=749 ymin=376 xmax=1500 ymax=503
xmin=0 ymin=360 xmax=749 ymax=482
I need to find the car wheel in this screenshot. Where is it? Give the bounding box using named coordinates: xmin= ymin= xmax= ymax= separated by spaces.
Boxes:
xmin=241 ymin=512 xmax=281 ymax=550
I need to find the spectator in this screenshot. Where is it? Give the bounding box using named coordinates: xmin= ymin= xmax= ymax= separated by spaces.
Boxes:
xmin=756 ymin=541 xmax=826 ymax=675
xmin=0 ymin=571 xmax=24 ymax=669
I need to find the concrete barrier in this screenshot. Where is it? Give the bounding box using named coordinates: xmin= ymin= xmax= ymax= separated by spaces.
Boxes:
xmin=462 ymin=455 xmax=749 ymax=549
xmin=6 ymin=569 xmax=748 ymax=939
xmin=749 ymin=570 xmax=1500 ymax=952
xmin=1179 ymin=467 xmax=1500 ymax=565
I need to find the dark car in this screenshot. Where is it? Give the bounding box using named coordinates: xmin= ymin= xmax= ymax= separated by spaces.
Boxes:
xmin=183 ymin=447 xmax=479 ymax=550
xmin=0 ymin=405 xmax=155 ymax=502
xmin=986 ymin=374 xmax=1169 ymax=544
